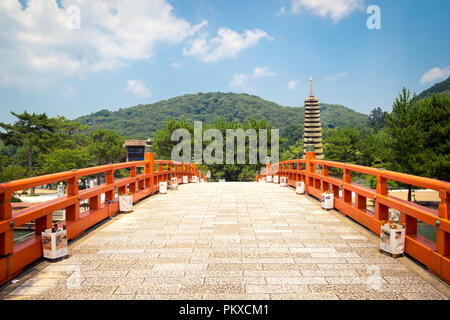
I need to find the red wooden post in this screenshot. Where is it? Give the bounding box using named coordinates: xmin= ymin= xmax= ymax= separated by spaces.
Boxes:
xmin=105 ymin=168 xmax=114 ymax=201
xmin=401 ymin=214 xmax=417 ymax=235
xmin=35 ymin=214 xmax=52 ymax=236
xmin=66 ymin=174 xmax=80 ymax=222
xmin=158 ymin=162 xmax=163 ymax=187
xmin=343 ymin=168 xmax=352 ymax=203
xmin=168 ymin=162 xmax=172 ymax=183
xmin=305 ymin=152 xmax=315 ymax=194
xmin=0 ymin=191 xmax=13 ymax=256
xmin=437 ymin=191 xmax=450 ymax=256
xmin=375 ymin=175 xmax=389 ymax=221
xmin=118 ymin=185 xmax=126 ymax=195
xmin=144 ymin=153 xmax=154 ymax=193
xmin=321 ymin=165 xmax=329 ymax=193
xmin=129 ymin=165 xmax=137 ymax=194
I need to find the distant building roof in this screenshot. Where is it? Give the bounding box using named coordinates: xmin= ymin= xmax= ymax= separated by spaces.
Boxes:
xmin=124 ymin=140 xmax=147 ymax=147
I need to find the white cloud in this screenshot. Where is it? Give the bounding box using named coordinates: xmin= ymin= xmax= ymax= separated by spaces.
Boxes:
xmin=183 ymin=28 xmax=272 ymax=63
xmin=171 ymin=62 xmax=182 ymax=67
xmin=287 ymin=80 xmax=299 ymax=90
xmin=277 ymin=6 xmax=286 ymax=16
xmin=290 ymin=0 xmax=364 ymax=22
xmin=253 ymin=67 xmax=276 ymax=79
xmin=0 ymin=0 xmax=207 ymax=88
xmin=228 ymin=67 xmax=276 ymax=93
xmin=229 ymin=74 xmax=249 ymax=90
xmin=325 ymin=71 xmax=348 ymax=81
xmin=125 ymin=80 xmax=151 ymax=99
xmin=420 ymin=67 xmax=450 ymax=84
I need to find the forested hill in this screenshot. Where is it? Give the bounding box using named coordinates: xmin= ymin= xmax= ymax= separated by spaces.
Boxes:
xmin=416 ymin=76 xmax=450 ymax=100
xmin=75 ymin=92 xmax=368 ymax=141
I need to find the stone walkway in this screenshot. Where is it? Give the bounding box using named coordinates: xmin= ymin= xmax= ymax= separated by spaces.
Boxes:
xmin=1 ymin=182 xmax=449 ymax=300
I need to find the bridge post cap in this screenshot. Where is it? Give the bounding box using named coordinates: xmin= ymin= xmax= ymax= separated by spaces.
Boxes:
xmin=145 ymin=138 xmax=154 ymax=153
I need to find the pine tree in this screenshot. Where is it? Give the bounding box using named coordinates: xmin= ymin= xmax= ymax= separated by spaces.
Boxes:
xmin=386 ymin=89 xmax=450 ymax=200
xmin=0 ymin=111 xmax=58 ymax=181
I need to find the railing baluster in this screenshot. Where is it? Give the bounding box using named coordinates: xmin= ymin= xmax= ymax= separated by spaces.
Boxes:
xmin=375 ymin=175 xmax=389 ymax=222
xmin=437 ymin=191 xmax=450 ymax=256
xmin=144 ymin=153 xmax=154 ymax=193
xmin=35 ymin=214 xmax=52 ymax=236
xmin=66 ymin=174 xmax=80 ymax=222
xmin=343 ymin=168 xmax=352 ymax=204
xmin=321 ymin=165 xmax=329 ymax=193
xmin=0 ymin=191 xmax=13 ymax=256
xmin=305 ymin=151 xmax=315 ymax=194
xmin=129 ymin=165 xmax=137 ymax=194
xmin=105 ymin=168 xmax=114 ymax=202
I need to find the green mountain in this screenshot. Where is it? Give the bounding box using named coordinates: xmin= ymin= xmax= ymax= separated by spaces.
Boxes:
xmin=75 ymin=92 xmax=368 ymax=145
xmin=416 ymin=76 xmax=450 ymax=100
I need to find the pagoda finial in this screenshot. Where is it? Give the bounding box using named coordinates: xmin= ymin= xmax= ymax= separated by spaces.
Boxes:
xmin=309 ymin=77 xmax=313 ymax=96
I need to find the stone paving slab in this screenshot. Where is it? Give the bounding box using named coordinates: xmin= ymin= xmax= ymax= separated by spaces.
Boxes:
xmin=1 ymin=182 xmax=449 ymax=300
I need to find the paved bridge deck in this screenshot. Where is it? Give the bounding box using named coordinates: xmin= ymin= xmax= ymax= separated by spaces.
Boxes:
xmin=1 ymin=182 xmax=448 ymax=300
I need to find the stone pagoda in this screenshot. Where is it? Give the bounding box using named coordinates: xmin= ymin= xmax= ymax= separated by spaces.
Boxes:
xmin=303 ymin=77 xmax=324 ymax=159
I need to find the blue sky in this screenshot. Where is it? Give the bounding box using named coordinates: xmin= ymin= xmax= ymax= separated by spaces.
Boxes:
xmin=0 ymin=0 xmax=449 ymax=123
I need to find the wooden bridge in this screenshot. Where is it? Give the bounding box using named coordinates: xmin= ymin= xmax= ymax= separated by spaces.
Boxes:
xmin=0 ymin=152 xmax=448 ymax=300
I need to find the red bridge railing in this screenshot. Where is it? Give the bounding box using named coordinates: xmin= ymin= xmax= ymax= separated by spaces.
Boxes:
xmin=0 ymin=153 xmax=206 ymax=286
xmin=256 ymin=152 xmax=449 ymax=284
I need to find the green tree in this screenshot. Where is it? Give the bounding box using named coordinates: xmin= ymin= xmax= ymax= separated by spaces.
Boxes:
xmin=88 ymin=128 xmax=126 ymax=165
xmin=42 ymin=147 xmax=95 ymax=174
xmin=368 ymin=107 xmax=388 ymax=131
xmin=0 ymin=153 xmax=28 ymax=183
xmin=323 ymin=127 xmax=362 ymax=164
xmin=153 ymin=118 xmax=280 ymax=181
xmin=0 ymin=165 xmax=27 ymax=183
xmin=281 ymin=139 xmax=303 ymax=161
xmin=0 ymin=111 xmax=59 ymax=174
xmin=386 ymin=89 xmax=450 ymax=200
xmin=413 ymin=94 xmax=450 ymax=181
xmin=52 ymin=117 xmax=90 ymax=149
xmin=153 ymin=119 xmax=194 ymax=160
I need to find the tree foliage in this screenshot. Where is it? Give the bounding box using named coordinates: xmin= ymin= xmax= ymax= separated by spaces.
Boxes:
xmin=386 ymin=90 xmax=450 ymax=181
xmin=153 ymin=118 xmax=281 ymax=181
xmin=0 ymin=111 xmax=59 ymax=173
xmin=0 ymin=113 xmax=127 ymax=183
xmin=88 ymin=128 xmax=126 ymax=165
xmin=42 ymin=147 xmax=94 ymax=174
xmin=368 ymin=107 xmax=388 ymax=131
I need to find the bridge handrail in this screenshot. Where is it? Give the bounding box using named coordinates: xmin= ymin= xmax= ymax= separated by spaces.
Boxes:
xmin=256 ymin=152 xmax=449 ymax=284
xmin=0 ymin=153 xmax=206 ymax=286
